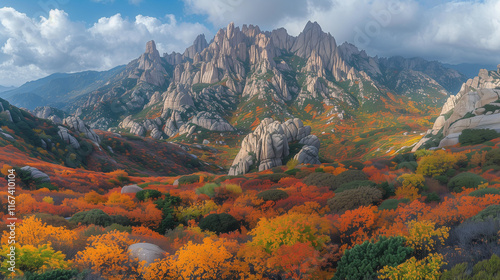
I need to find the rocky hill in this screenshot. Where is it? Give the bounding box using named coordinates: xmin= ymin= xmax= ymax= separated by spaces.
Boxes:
xmin=413 ymin=64 xmax=500 ymax=150
xmin=5 ymin=22 xmax=466 ymax=142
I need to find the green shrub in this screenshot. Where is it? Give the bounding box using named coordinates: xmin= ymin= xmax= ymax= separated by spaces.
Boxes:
xmin=178 ymin=175 xmax=200 ymax=185
xmin=433 ymin=175 xmax=449 ymax=185
xmin=303 ymin=173 xmax=337 ymax=188
xmin=284 ymin=168 xmax=299 ymax=175
xmin=341 ymin=160 xmax=365 ymax=170
xmin=195 ymin=183 xmax=219 ymax=198
xmin=396 ymin=161 xmax=418 ymax=172
xmin=295 ymin=170 xmax=312 ymax=179
xmin=393 ymin=153 xmax=416 ymax=164
xmin=335 ymin=180 xmax=377 ymax=193
xmin=378 ymin=199 xmax=410 ymax=210
xmin=37 ymin=182 xmax=59 ymax=191
xmin=468 ymin=205 xmax=500 ymax=222
xmin=442 ymin=254 xmax=500 ymax=280
xmin=448 ymin=172 xmax=487 ymax=192
xmin=327 ymin=187 xmax=382 ymax=213
xmin=315 ymin=168 xmax=324 ymax=173
xmin=377 ymin=182 xmax=395 ymax=199
xmin=459 ymin=128 xmax=500 ymax=146
xmin=485 ymin=149 xmax=500 ymax=168
xmin=333 ymin=236 xmax=413 ymax=280
xmin=469 ymin=188 xmax=500 ymax=197
xmin=135 ymin=189 xmax=163 ymax=202
xmin=257 ymin=189 xmax=289 ymax=202
xmin=333 ymin=170 xmax=369 ymax=190
xmin=70 ymin=209 xmax=112 ymax=227
xmin=424 ymin=192 xmax=441 ymax=203
xmin=198 ymin=213 xmax=240 ymax=234
xmin=25 ymin=269 xmax=81 ymax=280
xmin=110 ymin=215 xmax=132 ymax=226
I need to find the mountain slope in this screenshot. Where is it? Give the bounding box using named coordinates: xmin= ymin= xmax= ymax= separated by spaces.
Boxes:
xmin=1 ymin=66 xmax=125 ymax=110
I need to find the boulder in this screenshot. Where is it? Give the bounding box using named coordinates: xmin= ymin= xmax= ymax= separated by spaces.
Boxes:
xmin=63 ymin=116 xmax=100 ymax=143
xmin=58 ymin=126 xmax=80 ymax=149
xmin=20 ymin=166 xmax=50 ymax=183
xmin=121 ymin=184 xmax=143 ymax=194
xmin=128 ymin=243 xmax=166 ymax=266
xmin=229 ymin=118 xmax=320 ymax=175
xmin=294 ymin=145 xmax=321 ymax=165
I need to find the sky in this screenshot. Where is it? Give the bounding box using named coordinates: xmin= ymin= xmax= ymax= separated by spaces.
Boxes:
xmin=0 ymin=0 xmax=499 ymax=86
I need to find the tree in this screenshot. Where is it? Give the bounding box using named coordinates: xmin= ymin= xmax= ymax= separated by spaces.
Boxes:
xmin=459 ymin=128 xmax=500 ymax=146
xmin=333 ymin=236 xmax=413 ymax=280
xmin=0 ymin=244 xmax=70 ymax=275
xmin=327 ymin=187 xmax=382 ymax=213
xmin=416 ymin=150 xmax=458 ymax=177
xmin=70 ymin=209 xmax=112 ymax=227
xmin=448 ymin=172 xmax=487 ymax=192
xmin=135 ymin=189 xmax=162 ymax=202
xmin=378 ymin=253 xmax=446 ymax=280
xmin=406 ymin=220 xmax=449 ymax=258
xmin=74 ymin=230 xmax=140 ymax=280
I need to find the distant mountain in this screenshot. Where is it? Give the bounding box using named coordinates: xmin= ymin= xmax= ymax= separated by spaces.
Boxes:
xmin=1 ymin=66 xmax=125 ymax=110
xmin=0 ymin=85 xmax=15 ymax=93
xmin=444 ymin=63 xmax=498 ymax=80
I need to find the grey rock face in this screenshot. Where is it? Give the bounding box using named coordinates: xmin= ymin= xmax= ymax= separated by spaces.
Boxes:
xmin=132 ymin=40 xmax=167 ymax=87
xmin=128 ymin=243 xmax=166 ymax=266
xmin=58 ymin=126 xmax=80 ymax=149
xmin=413 ymin=66 xmax=500 ymax=151
xmin=63 ymin=116 xmax=100 ymax=143
xmin=299 ymin=135 xmax=320 ymax=150
xmin=20 ymin=166 xmax=50 ymax=183
xmin=229 ymin=118 xmax=320 ymax=175
xmin=294 ymin=145 xmax=321 ymax=165
xmin=188 ymin=111 xmax=234 ymax=132
xmin=121 ymin=184 xmax=143 ymax=194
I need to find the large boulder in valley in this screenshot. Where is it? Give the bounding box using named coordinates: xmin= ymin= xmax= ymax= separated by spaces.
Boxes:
xmin=128 ymin=243 xmax=166 ymax=266
xmin=121 ymin=184 xmax=143 ymax=194
xmin=229 ymin=118 xmax=321 ymax=175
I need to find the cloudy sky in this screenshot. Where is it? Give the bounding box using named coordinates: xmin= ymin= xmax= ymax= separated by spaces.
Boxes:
xmin=0 ymin=0 xmax=499 ymax=86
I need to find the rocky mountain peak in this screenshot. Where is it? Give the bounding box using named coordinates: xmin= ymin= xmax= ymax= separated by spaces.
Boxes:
xmin=183 ymin=34 xmax=208 ymax=59
xmin=145 ymin=40 xmax=158 ymax=55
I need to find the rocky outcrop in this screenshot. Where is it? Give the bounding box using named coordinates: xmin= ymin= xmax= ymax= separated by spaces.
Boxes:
xmin=58 ymin=126 xmax=80 ymax=149
xmin=413 ymin=67 xmax=500 ymax=150
xmin=63 ymin=116 xmax=100 ymax=143
xmin=33 ymin=106 xmax=66 ymax=124
xmin=130 ymin=41 xmax=167 ymax=87
xmin=20 ymin=166 xmax=50 ymax=183
xmin=229 ymin=118 xmax=320 ymax=175
xmin=128 ymin=243 xmax=166 ymax=266
xmin=187 ymin=111 xmax=234 ymax=132
xmin=184 ymin=34 xmax=209 ymax=59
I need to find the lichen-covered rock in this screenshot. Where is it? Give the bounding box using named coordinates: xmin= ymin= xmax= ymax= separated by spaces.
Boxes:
xmin=128 ymin=243 xmax=166 ymax=266
xmin=20 ymin=166 xmax=50 ymax=183
xmin=294 ymin=145 xmax=321 ymax=165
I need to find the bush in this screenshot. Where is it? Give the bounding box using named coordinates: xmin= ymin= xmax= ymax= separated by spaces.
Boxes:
xmin=303 ymin=173 xmax=337 ymax=188
xmin=424 ymin=192 xmax=441 ymax=203
xmin=448 ymin=172 xmax=487 ymax=192
xmin=327 ymin=187 xmax=382 ymax=213
xmin=334 ymin=170 xmax=368 ymax=189
xmin=416 ymin=150 xmax=458 ymax=177
xmin=178 ymin=175 xmax=200 ymax=185
xmin=286 ymin=158 xmax=299 ymax=170
xmin=195 ymin=183 xmax=219 ymax=197
xmin=335 ymin=180 xmax=377 ymax=193
xmin=257 ymin=189 xmax=289 ymax=202
xmin=70 ymin=209 xmax=112 ymax=227
xmin=295 ymin=170 xmax=312 ymax=179
xmin=433 ymin=175 xmax=449 ymax=185
xmin=459 ymin=128 xmax=500 ymax=146
xmin=284 ymin=168 xmax=299 ymax=175
xmin=378 ymin=198 xmax=410 ymax=210
xmin=110 ymin=215 xmax=132 ymax=226
xmin=341 ymin=160 xmax=365 ymax=170
xmin=396 ymin=161 xmax=418 ymax=172
xmin=485 ymin=149 xmax=500 ymax=169
xmin=198 ymin=213 xmax=240 ymax=234
xmin=333 ymin=236 xmax=413 ymax=280
xmin=378 ymin=182 xmax=395 ymax=199
xmin=135 ymin=189 xmax=162 ymax=202
xmin=25 ymin=269 xmax=81 ymax=280
xmin=469 ymin=188 xmax=500 ymax=197
xmin=315 ymin=168 xmax=324 ymax=173
xmin=31 ymin=213 xmax=71 ymax=228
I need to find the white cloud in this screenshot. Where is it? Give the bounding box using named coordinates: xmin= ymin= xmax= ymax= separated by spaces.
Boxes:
xmin=0 ymin=7 xmax=210 ymax=86
xmin=184 ymin=0 xmax=500 ymax=65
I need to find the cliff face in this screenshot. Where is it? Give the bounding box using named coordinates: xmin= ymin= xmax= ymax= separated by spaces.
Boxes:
xmin=413 ymin=66 xmax=500 ymax=151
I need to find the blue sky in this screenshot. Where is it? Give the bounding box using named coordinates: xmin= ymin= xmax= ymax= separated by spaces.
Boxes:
xmin=0 ymin=0 xmax=499 ymax=86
